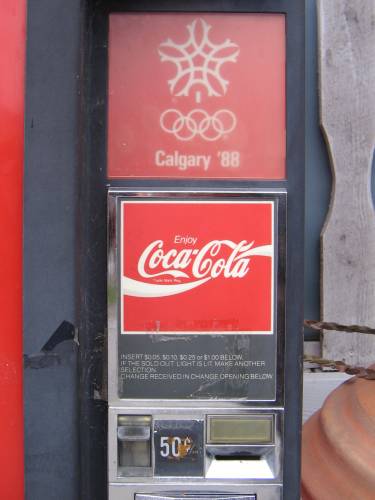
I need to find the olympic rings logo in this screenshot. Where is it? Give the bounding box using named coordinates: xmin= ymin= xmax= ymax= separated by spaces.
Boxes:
xmin=160 ymin=108 xmax=237 ymax=141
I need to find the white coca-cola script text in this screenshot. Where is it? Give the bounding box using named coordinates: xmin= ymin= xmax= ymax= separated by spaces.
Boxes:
xmin=138 ymin=239 xmax=254 ymax=280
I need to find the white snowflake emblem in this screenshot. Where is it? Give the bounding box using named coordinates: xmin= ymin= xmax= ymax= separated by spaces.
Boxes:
xmin=158 ymin=18 xmax=239 ymax=103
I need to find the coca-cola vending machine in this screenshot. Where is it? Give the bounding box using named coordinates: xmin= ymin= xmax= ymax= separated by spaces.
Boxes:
xmin=105 ymin=4 xmax=304 ymax=500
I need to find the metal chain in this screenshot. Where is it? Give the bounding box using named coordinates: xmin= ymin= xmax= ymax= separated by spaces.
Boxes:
xmin=304 ymin=320 xmax=375 ymax=380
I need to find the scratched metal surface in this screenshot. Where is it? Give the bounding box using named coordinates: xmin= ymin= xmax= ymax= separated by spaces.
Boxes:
xmin=304 ymin=0 xmax=331 ymax=340
xmin=23 ymin=0 xmax=81 ymax=499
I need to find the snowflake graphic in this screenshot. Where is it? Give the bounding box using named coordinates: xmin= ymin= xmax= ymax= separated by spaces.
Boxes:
xmin=158 ymin=18 xmax=239 ymax=102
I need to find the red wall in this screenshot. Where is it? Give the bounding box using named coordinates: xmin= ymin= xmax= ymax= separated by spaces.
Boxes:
xmin=0 ymin=0 xmax=25 ymax=498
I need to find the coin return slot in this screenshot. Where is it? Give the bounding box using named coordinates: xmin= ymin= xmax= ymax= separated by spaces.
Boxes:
xmin=117 ymin=415 xmax=152 ymax=476
xmin=206 ymin=452 xmax=274 ymax=480
xmin=214 ymin=455 xmax=261 ymax=461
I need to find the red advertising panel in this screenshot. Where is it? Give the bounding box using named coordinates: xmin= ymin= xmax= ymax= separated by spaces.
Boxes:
xmin=108 ymin=13 xmax=285 ymax=179
xmin=121 ymin=201 xmax=274 ymax=333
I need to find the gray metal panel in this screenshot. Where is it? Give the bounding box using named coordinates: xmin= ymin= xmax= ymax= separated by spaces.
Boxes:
xmin=23 ymin=0 xmax=81 ymax=498
xmin=108 ymin=407 xmax=283 ymax=486
xmin=304 ymin=0 xmax=331 ymax=338
xmin=24 ymin=1 xmax=80 ymax=350
xmin=24 ymin=342 xmax=79 ymax=500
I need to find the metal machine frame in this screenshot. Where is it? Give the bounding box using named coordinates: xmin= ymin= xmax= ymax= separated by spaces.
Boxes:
xmin=21 ymin=1 xmax=304 ymax=499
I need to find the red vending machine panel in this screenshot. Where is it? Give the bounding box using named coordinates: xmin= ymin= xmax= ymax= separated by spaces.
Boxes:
xmin=108 ymin=13 xmax=286 ymax=179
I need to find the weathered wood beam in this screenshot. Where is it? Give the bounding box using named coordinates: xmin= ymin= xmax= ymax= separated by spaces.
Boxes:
xmin=318 ymin=0 xmax=375 ymax=365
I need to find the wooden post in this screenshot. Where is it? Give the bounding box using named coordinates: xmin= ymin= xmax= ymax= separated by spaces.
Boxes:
xmin=318 ymin=0 xmax=375 ymax=366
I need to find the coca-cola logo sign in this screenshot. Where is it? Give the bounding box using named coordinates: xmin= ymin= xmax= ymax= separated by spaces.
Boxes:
xmin=123 ymin=238 xmax=273 ymax=298
xmin=121 ymin=200 xmax=275 ymax=334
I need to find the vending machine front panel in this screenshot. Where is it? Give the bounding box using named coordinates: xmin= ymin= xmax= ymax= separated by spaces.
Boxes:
xmin=107 ymin=191 xmax=286 ymax=499
xmin=103 ymin=3 xmax=304 ymax=500
xmin=108 ymin=192 xmax=286 ymax=404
